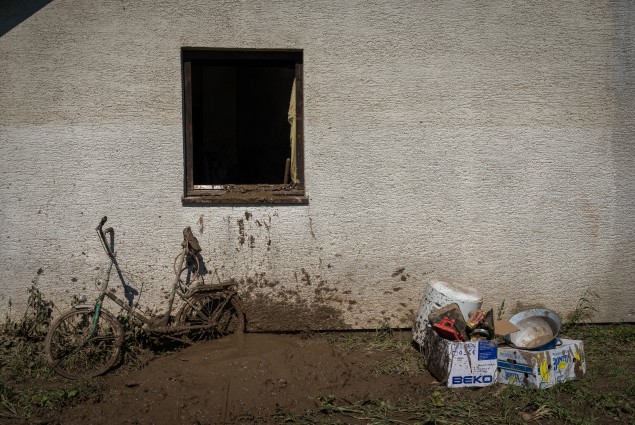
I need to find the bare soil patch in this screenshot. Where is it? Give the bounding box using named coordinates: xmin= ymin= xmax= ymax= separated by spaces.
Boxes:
xmin=57 ymin=331 xmax=432 ymax=424
xmin=2 ymin=325 xmax=634 ymax=425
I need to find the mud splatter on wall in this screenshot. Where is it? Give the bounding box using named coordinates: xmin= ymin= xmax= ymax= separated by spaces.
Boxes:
xmin=1 ymin=1 xmax=634 ymax=328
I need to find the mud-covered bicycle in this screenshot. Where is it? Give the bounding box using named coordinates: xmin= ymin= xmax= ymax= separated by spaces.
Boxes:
xmin=44 ymin=216 xmax=244 ymax=379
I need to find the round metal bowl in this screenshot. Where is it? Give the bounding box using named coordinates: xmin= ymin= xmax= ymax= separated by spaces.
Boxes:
xmin=505 ymin=308 xmax=561 ymax=350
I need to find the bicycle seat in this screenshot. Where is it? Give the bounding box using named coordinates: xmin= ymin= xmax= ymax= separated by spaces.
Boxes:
xmin=183 ymin=227 xmax=202 ymax=253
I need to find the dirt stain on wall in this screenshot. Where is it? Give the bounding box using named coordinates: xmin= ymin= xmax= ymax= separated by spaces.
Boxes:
xmin=197 ymin=214 xmax=205 ymax=234
xmin=391 ymin=267 xmax=406 ymax=277
xmin=580 ymin=197 xmax=600 ymax=246
xmin=242 ymin=294 xmax=350 ymax=331
xmin=231 ymin=271 xmax=353 ymax=331
xmin=237 ymin=219 xmax=245 ymax=246
xmin=300 ymin=268 xmax=312 ymax=286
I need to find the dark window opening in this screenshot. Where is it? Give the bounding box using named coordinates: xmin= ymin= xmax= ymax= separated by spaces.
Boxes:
xmin=182 ymin=49 xmax=306 ymax=204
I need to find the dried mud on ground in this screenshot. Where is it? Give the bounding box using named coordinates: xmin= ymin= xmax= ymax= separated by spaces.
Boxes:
xmin=59 ymin=331 xmax=431 ymax=424
xmin=2 ymin=325 xmax=635 ymax=425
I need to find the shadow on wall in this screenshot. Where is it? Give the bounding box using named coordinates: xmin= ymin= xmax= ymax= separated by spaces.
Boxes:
xmin=0 ymin=0 xmax=53 ymax=37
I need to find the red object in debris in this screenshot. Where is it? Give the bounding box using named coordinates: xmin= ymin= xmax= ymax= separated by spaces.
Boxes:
xmin=467 ymin=310 xmax=485 ymax=329
xmin=432 ymin=317 xmax=465 ymax=341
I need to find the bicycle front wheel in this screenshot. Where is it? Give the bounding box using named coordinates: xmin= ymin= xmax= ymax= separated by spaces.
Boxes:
xmin=44 ymin=308 xmax=123 ymax=379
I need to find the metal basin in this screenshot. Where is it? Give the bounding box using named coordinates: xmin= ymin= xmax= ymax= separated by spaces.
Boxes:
xmin=505 ymin=308 xmax=561 ymax=350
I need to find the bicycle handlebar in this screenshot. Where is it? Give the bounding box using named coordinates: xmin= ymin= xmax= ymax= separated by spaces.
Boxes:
xmin=96 ymin=216 xmax=114 ymax=258
xmin=96 ymin=216 xmax=107 ymax=231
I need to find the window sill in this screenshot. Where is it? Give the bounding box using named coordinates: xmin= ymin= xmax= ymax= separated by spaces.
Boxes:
xmin=182 ymin=186 xmax=308 ymax=205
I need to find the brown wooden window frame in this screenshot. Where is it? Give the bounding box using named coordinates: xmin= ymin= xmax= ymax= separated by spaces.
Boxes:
xmin=181 ymin=48 xmax=307 ymax=205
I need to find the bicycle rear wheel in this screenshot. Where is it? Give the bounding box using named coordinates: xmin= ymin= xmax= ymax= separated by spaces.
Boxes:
xmin=44 ymin=308 xmax=123 ymax=379
xmin=177 ymin=292 xmax=244 ymax=341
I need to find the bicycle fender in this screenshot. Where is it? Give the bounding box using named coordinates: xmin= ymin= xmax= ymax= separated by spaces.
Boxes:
xmin=186 ymin=286 xmax=233 ymax=296
xmin=185 ymin=285 xmax=242 ymax=305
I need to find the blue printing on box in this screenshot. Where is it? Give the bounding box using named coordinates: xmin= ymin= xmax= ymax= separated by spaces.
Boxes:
xmin=497 ymin=360 xmax=534 ymax=374
xmin=478 ymin=341 xmax=497 ymax=361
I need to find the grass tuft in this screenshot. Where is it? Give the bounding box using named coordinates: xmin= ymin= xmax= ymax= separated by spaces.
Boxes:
xmin=562 ymin=289 xmax=600 ymax=332
xmin=0 ymin=286 xmax=104 ymax=421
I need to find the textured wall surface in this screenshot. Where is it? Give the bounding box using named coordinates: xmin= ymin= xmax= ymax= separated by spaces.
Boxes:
xmin=1 ymin=0 xmax=634 ymax=329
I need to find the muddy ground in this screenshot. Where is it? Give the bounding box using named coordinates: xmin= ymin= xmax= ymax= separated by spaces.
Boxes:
xmin=58 ymin=331 xmax=431 ymax=424
xmin=2 ymin=325 xmax=634 ymax=425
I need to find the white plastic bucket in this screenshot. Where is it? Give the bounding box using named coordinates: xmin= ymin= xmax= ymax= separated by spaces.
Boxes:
xmin=412 ymin=277 xmax=483 ymax=346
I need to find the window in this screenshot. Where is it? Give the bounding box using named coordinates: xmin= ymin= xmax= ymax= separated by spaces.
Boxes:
xmin=181 ymin=49 xmax=306 ymax=204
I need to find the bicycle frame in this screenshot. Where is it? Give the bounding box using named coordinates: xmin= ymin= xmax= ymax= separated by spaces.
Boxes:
xmin=45 ymin=216 xmax=245 ymax=380
xmin=92 ymin=216 xmax=232 ymax=334
xmin=94 ymin=217 xmax=188 ymax=327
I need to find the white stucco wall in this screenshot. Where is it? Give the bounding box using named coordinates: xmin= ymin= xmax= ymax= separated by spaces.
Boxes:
xmin=1 ymin=0 xmax=634 ymax=329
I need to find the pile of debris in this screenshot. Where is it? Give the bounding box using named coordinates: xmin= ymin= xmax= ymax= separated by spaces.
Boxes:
xmin=413 ymin=277 xmax=586 ymax=389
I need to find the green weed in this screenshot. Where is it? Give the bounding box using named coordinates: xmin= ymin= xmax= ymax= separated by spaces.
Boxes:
xmin=0 ymin=286 xmax=103 ymax=421
xmin=2 ymin=275 xmax=54 ymax=340
xmin=0 ymin=384 xmax=18 ymax=419
xmin=563 ymin=289 xmax=600 ymax=332
xmin=0 ymin=283 xmax=56 ymax=382
xmin=496 ymin=299 xmax=506 ymax=321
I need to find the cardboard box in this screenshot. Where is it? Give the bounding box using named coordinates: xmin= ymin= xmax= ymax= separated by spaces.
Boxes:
xmin=421 ymin=325 xmax=498 ymax=388
xmin=497 ymin=339 xmax=585 ymax=389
